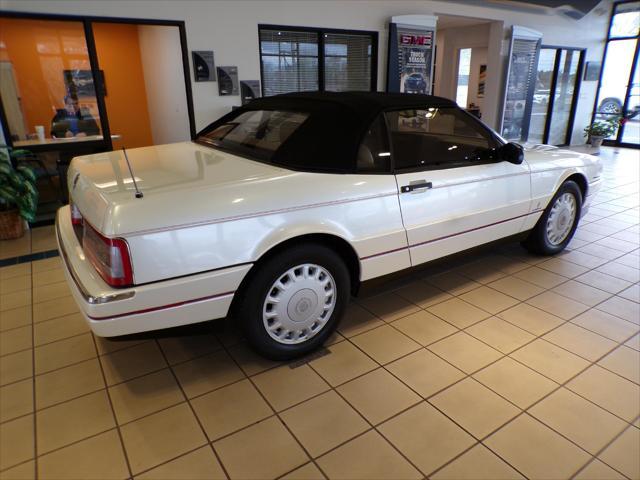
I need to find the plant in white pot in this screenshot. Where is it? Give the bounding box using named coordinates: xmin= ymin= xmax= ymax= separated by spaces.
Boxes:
xmin=583 ymin=118 xmax=618 ymax=152
xmin=0 ymin=149 xmax=38 ymax=240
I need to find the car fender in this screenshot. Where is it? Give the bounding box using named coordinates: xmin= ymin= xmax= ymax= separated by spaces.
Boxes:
xmin=250 ymin=218 xmax=358 ymax=263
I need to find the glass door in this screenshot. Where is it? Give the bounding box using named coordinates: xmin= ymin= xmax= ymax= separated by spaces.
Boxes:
xmin=529 ymin=47 xmax=584 ymax=146
xmin=593 ymin=1 xmax=640 ymax=147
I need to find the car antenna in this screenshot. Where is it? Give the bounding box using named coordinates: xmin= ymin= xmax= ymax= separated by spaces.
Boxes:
xmin=121 ymin=147 xmax=143 ymax=198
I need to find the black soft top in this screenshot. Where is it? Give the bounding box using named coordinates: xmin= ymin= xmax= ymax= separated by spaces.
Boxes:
xmin=198 ymin=91 xmax=459 ymax=173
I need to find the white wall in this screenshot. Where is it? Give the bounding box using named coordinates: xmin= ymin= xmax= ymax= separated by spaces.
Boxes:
xmin=138 ymin=25 xmax=191 ymax=145
xmin=2 ymin=0 xmax=613 ymax=144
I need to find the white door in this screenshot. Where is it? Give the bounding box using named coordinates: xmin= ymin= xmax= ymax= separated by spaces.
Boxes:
xmin=387 ymin=107 xmax=533 ymax=266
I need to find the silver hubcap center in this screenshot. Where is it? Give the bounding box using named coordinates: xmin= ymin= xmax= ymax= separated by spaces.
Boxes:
xmin=546 ymin=192 xmax=577 ymax=246
xmin=263 ymin=263 xmax=336 ymax=345
xmin=287 ymin=289 xmax=318 ymax=322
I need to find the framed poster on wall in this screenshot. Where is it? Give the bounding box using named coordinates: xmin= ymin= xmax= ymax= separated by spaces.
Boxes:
xmin=192 ymin=51 xmax=216 ymax=82
xmin=240 ymin=80 xmax=261 ymax=105
xmin=217 ymin=66 xmax=239 ymax=95
xmin=386 ymin=15 xmax=437 ymax=95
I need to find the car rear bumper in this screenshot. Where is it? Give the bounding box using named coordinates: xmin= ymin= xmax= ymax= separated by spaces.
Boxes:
xmin=55 ymin=206 xmax=252 ymax=337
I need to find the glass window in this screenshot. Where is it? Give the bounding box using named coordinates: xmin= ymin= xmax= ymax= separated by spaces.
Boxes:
xmin=529 ymin=48 xmax=557 ymax=144
xmin=197 ymin=110 xmax=308 ymax=160
xmin=324 ymin=33 xmax=372 ymax=92
xmin=455 ymin=48 xmax=472 ymax=107
xmin=259 ymin=30 xmax=319 ymax=96
xmin=0 ymin=18 xmax=103 ymax=146
xmin=259 ymin=27 xmax=375 ymax=96
xmin=610 ymin=1 xmax=640 ymax=38
xmin=594 ymin=38 xmax=637 ymax=138
xmin=621 ymin=52 xmax=640 ymax=144
xmin=385 ymin=107 xmax=497 ymax=171
xmin=356 ymin=115 xmax=390 ymax=172
xmin=548 ymin=49 xmax=581 ymax=145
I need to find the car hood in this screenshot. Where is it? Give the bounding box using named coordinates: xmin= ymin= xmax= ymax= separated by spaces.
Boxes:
xmin=68 ymin=141 xmax=298 ymax=236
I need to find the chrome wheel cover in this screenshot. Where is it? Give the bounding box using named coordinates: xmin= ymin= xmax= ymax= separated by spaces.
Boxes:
xmin=263 ymin=263 xmax=336 ymax=345
xmin=546 ymin=192 xmax=577 ymax=245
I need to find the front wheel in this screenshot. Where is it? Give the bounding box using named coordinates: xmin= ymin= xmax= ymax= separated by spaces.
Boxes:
xmin=234 ymin=243 xmax=350 ymax=360
xmin=523 ymin=180 xmax=582 ymax=255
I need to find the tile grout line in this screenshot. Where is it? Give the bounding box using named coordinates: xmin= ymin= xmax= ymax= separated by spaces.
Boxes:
xmin=157 ymin=337 xmax=233 ymax=480
xmin=89 ymin=334 xmax=135 ymax=479
xmin=30 ymin=259 xmax=39 ymax=480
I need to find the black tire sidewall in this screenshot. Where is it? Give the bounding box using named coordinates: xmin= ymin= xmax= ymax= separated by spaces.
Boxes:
xmin=236 ymin=243 xmax=350 ymax=360
xmin=532 ymin=180 xmax=582 ymax=255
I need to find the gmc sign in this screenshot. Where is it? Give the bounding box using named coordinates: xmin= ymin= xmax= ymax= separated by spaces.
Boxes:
xmin=399 ymin=34 xmax=432 ymax=46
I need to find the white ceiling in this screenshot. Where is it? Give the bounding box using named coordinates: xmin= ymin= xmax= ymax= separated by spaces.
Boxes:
xmin=436 ymin=15 xmax=491 ymax=30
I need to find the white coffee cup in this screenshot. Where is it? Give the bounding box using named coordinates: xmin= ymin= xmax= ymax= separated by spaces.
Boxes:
xmin=35 ymin=125 xmax=45 ymax=141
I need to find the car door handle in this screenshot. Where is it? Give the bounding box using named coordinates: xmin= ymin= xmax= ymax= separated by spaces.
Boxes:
xmin=400 ymin=181 xmax=432 ymax=193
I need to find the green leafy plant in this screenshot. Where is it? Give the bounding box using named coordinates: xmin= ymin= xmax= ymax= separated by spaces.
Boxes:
xmin=0 ymin=149 xmax=38 ymax=222
xmin=583 ymin=118 xmax=619 ymax=138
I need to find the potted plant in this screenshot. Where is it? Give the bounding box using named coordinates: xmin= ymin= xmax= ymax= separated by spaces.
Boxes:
xmin=583 ymin=118 xmax=618 ymax=152
xmin=0 ymin=148 xmax=38 ymax=240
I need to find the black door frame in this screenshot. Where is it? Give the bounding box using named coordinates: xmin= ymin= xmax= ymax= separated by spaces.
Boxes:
xmin=0 ymin=10 xmax=196 ymax=153
xmin=536 ymin=45 xmax=585 ymax=146
xmin=591 ymin=0 xmax=640 ymax=148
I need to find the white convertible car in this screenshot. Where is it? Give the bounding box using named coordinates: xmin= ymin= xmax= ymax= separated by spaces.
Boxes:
xmin=56 ymin=92 xmax=602 ymax=359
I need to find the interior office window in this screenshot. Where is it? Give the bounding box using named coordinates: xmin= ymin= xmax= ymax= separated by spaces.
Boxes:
xmin=259 ymin=26 xmax=375 ymax=95
xmin=259 ymin=29 xmax=319 ymax=96
xmin=0 ymin=18 xmax=103 ymax=146
xmin=455 ymin=48 xmax=472 ymax=107
xmin=324 ymin=33 xmax=372 ymax=91
xmin=385 ymin=108 xmax=495 ymax=170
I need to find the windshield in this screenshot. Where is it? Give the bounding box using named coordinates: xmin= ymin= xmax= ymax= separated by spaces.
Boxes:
xmin=197 ymin=109 xmax=309 ymax=161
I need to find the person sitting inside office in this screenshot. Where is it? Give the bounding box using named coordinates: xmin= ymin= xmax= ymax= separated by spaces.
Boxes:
xmin=50 ymin=95 xmax=100 ymax=139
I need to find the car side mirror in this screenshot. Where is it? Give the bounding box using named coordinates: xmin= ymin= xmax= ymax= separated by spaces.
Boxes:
xmin=499 ymin=142 xmax=524 ymax=165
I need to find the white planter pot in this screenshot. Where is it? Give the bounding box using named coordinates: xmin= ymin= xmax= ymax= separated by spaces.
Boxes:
xmin=590 ymin=136 xmax=604 ymax=153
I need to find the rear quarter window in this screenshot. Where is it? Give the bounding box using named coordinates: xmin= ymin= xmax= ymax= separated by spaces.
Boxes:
xmin=198 ymin=110 xmax=309 ymax=160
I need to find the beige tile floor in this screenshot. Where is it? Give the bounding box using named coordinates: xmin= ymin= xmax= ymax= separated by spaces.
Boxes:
xmin=0 ymin=225 xmax=57 ymax=261
xmin=0 ymin=146 xmax=639 ymax=480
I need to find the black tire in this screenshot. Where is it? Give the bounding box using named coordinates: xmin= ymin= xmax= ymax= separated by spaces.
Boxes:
xmin=233 ymin=243 xmax=350 ymax=360
xmin=523 ymin=180 xmax=582 ymax=255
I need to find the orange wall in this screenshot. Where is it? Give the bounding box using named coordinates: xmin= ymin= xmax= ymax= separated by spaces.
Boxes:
xmin=93 ymin=23 xmax=153 ymax=149
xmin=0 ymin=18 xmax=99 ymax=138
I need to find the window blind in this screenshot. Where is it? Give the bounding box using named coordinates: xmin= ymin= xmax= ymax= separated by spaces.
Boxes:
xmin=259 ymin=27 xmax=375 ymax=96
xmin=259 ymin=29 xmax=319 ymax=96
xmin=324 ymin=32 xmax=372 ymax=91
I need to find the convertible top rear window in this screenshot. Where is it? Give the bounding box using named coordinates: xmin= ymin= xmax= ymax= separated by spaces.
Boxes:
xmin=197 ymin=110 xmax=309 ymax=161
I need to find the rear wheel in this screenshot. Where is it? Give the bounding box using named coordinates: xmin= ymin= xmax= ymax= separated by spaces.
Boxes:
xmin=523 ymin=180 xmax=582 ymax=255
xmin=234 ymin=243 xmax=350 ymax=360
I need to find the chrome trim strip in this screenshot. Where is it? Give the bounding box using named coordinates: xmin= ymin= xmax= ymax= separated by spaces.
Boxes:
xmin=124 ymin=191 xmax=399 ymax=237
xmin=56 ymin=213 xmax=135 ymax=305
xmin=359 ymin=209 xmax=544 ymax=261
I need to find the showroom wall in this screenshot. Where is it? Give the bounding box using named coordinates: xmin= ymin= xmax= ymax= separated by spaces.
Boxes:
xmin=2 ymin=0 xmax=613 ymax=144
xmin=434 ymin=23 xmax=491 ymax=105
xmin=93 ymin=22 xmax=154 ymax=149
xmin=138 ymin=24 xmax=191 ymax=146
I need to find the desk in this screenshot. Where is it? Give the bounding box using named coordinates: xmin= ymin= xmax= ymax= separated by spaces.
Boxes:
xmin=13 ymin=134 xmax=121 ymax=148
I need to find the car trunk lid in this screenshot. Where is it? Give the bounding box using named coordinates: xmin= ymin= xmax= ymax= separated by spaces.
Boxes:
xmin=68 ymin=141 xmax=293 ymax=236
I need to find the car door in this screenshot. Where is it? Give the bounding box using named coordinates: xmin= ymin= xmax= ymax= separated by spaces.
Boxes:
xmin=388 ymin=107 xmax=533 ymax=266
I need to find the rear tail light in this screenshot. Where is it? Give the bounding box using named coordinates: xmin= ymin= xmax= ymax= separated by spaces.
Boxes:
xmin=83 ymin=222 xmax=133 ymax=287
xmin=70 ymin=202 xmax=83 ymax=226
